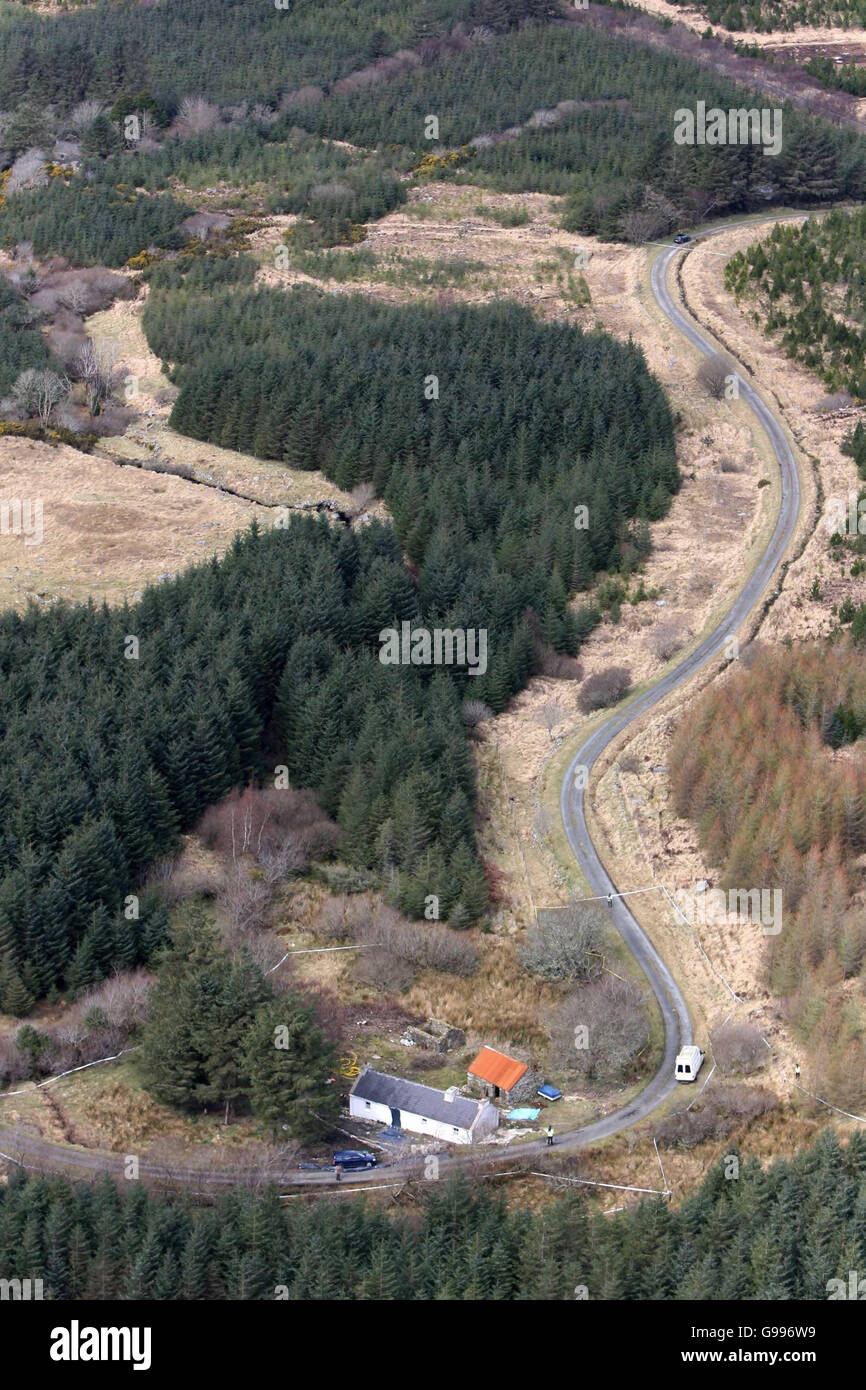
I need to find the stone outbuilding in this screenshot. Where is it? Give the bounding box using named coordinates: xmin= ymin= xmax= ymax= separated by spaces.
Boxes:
xmin=466 ymin=1047 xmax=544 ymax=1106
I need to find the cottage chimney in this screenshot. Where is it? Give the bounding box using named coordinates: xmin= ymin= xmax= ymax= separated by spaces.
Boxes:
xmin=443 ymin=1086 xmax=459 ymax=1104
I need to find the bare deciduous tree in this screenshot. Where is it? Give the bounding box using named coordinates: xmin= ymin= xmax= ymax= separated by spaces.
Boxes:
xmin=279 ymin=85 xmax=324 ymax=110
xmin=537 ymin=644 xmax=583 ymax=680
xmin=218 ymin=863 xmax=273 ymax=935
xmin=312 ymin=894 xmax=477 ymax=977
xmin=11 ymin=367 xmax=69 ymax=426
xmin=461 ymin=698 xmax=492 ymax=730
xmin=123 ymin=109 xmax=155 ymax=143
xmin=74 ymin=339 xmax=118 ymax=416
xmin=527 ymin=108 xmax=560 ymax=129
xmin=349 ymin=481 xmax=376 ymax=516
xmin=655 ymin=1084 xmax=776 ymax=1149
xmin=519 ymin=902 xmax=609 ymax=982
xmin=620 ymin=189 xmax=679 ymax=245
xmin=649 ymin=620 xmax=687 ymax=662
xmin=177 ymin=97 xmax=219 ymax=135
xmin=69 ymin=101 xmax=104 ymax=133
xmin=6 ymin=148 xmax=49 ymax=194
xmin=197 ymin=784 xmax=338 ymax=867
xmin=58 ymin=282 xmax=93 ymax=316
xmin=535 ymin=699 xmax=567 ymax=741
xmin=697 ymin=352 xmax=734 ymax=401
xmin=550 ymin=975 xmax=650 ymax=1080
xmin=353 ymin=947 xmax=414 ymax=993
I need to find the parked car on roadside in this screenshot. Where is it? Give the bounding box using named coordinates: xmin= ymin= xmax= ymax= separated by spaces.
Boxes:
xmin=332 ymin=1149 xmax=377 ymax=1170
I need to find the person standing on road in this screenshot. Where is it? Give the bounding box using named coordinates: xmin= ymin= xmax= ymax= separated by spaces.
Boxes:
xmin=335 ymin=1163 xmax=342 ymax=1182
xmin=546 ymin=1125 xmax=555 ymax=1147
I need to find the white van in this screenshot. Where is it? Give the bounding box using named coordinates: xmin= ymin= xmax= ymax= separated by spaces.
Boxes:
xmin=675 ymin=1045 xmax=705 ymax=1082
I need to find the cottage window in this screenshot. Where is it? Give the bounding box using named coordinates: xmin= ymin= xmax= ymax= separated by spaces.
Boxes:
xmin=452 ymin=1127 xmax=459 ymax=1134
xmin=365 ymin=1100 xmax=371 ymax=1108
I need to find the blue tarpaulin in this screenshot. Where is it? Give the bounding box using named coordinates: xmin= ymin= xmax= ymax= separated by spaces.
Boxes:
xmin=506 ymin=1107 xmax=540 ymax=1121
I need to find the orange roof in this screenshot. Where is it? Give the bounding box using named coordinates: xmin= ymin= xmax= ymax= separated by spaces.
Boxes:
xmin=468 ymin=1047 xmax=527 ymax=1091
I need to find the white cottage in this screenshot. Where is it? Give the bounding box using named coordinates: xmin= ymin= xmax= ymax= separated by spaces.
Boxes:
xmin=349 ymin=1067 xmax=499 ymax=1145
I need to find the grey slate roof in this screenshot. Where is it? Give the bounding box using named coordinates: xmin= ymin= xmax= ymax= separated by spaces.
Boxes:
xmin=351 ymin=1068 xmax=483 ymax=1129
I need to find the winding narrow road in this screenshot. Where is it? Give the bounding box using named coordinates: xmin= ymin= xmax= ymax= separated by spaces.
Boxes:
xmin=557 ymin=222 xmax=802 ymax=1144
xmin=0 ymin=218 xmax=803 ymax=1190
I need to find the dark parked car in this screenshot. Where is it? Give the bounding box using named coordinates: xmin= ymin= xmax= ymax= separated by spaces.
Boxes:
xmin=333 ymin=1149 xmax=377 ymax=1170
xmin=673 ymin=233 xmax=691 ymax=244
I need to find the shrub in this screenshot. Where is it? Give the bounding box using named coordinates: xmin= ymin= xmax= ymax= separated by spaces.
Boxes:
xmin=649 ymin=620 xmax=687 ymax=662
xmin=578 ymin=666 xmax=631 ymax=712
xmin=519 ymin=901 xmax=608 ymax=982
xmin=697 ymin=352 xmax=734 ymax=401
xmin=550 ymin=975 xmax=651 ymax=1081
xmin=482 ymin=204 xmax=531 ymax=227
xmin=655 ymin=1085 xmax=776 ymax=1148
xmin=197 ymin=784 xmax=338 ymax=870
xmin=710 ymin=1021 xmax=768 ymax=1076
xmin=313 ymin=895 xmax=477 ymax=978
xmin=353 ymin=947 xmax=415 ymax=993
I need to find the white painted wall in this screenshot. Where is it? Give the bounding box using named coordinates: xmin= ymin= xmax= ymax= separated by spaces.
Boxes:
xmin=349 ymin=1093 xmax=496 ymax=1145
xmin=350 ymin=1095 xmax=392 ymax=1127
